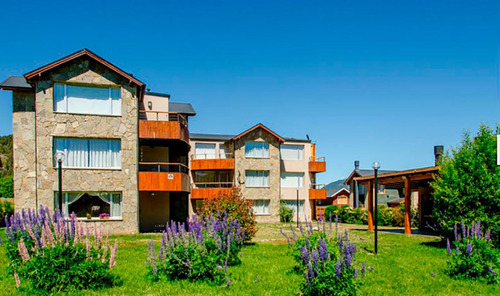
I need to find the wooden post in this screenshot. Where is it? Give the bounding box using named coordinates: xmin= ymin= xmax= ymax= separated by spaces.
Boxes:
xmin=367 ymin=180 xmax=374 ymax=232
xmin=404 ymin=177 xmax=411 ymax=235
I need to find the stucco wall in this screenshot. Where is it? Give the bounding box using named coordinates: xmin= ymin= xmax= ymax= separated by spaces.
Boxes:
xmin=26 ymin=57 xmax=139 ymax=234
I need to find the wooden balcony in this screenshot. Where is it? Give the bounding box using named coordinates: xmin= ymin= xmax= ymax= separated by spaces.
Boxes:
xmin=191 ymin=188 xmax=233 ymax=199
xmin=138 ymin=162 xmax=190 ymax=192
xmin=191 ymin=158 xmax=235 ymax=171
xmin=309 ymin=184 xmax=327 ymax=200
xmin=309 ymin=156 xmax=326 ymax=173
xmin=139 ymin=111 xmax=189 ymax=142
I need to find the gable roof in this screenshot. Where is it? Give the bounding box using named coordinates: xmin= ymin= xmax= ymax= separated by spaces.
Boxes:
xmin=330 ymin=188 xmax=350 ymax=198
xmin=23 ymin=49 xmax=145 ymax=98
xmin=231 ymin=123 xmax=285 ymax=143
xmin=0 ymin=76 xmax=33 ymax=91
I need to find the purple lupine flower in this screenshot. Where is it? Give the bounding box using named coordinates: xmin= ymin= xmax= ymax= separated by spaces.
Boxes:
xmin=488 ymin=266 xmax=496 ymax=276
xmin=461 ymin=220 xmax=466 ymax=240
xmin=466 ymin=242 xmax=473 ymax=256
xmin=300 ymin=245 xmax=309 ymax=265
xmin=430 ymin=272 xmax=436 ymax=277
xmin=335 ymin=214 xmax=339 ymax=234
xmin=454 ymin=224 xmax=458 ymax=241
xmin=225 ymin=277 xmax=231 ymax=288
xmin=335 ymin=261 xmax=342 ymax=277
xmin=368 ymin=266 xmax=374 ymax=272
xmin=338 ymin=234 xmax=344 ymax=252
xmin=361 ymin=262 xmax=366 ymax=277
xmin=455 ymin=245 xmax=459 ymax=255
xmin=354 ymin=267 xmax=358 ymax=279
xmin=477 ymin=221 xmax=481 ymax=238
xmin=311 ymin=249 xmax=319 ymax=273
xmin=446 ymin=238 xmax=451 ymax=256
xmin=486 ymin=229 xmax=491 ymax=241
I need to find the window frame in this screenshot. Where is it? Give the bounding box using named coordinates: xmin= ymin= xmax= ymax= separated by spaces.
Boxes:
xmin=54 ymin=191 xmax=123 ymax=220
xmin=245 ymin=170 xmax=270 ymax=188
xmin=280 ymin=172 xmax=305 ymax=188
xmin=244 ymin=142 xmax=269 ymax=158
xmin=252 ymin=199 xmax=271 ymax=215
xmin=53 ymin=82 xmax=122 ymax=116
xmin=53 ymin=137 xmax=122 ymax=170
xmin=280 ymin=144 xmax=304 ymax=160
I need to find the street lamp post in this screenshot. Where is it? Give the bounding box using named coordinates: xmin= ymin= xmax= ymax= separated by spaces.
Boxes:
xmin=55 ymin=152 xmax=65 ymax=213
xmin=372 ymin=161 xmax=380 ymax=254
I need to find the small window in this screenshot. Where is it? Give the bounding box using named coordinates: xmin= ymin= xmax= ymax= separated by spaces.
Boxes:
xmin=245 ymin=142 xmax=269 ymax=158
xmin=194 ymin=143 xmax=216 ymax=159
xmin=280 ymin=172 xmax=304 ymax=188
xmin=253 ymin=200 xmax=270 ymax=215
xmin=54 ymin=83 xmax=121 ymax=116
xmin=246 ymin=170 xmax=270 ymax=187
xmin=282 ymin=200 xmax=304 ymax=214
xmin=337 ymin=196 xmax=348 ymax=205
xmin=54 ymin=192 xmax=122 ymax=218
xmin=280 ymin=144 xmax=304 ymax=160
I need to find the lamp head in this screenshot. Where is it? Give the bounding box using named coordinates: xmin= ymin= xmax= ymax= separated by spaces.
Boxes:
xmin=55 ymin=151 xmax=65 ymax=163
xmin=372 ymin=161 xmax=380 ymax=170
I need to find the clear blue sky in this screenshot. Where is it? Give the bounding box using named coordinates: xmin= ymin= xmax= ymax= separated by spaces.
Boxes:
xmin=0 ymin=1 xmax=498 ymax=183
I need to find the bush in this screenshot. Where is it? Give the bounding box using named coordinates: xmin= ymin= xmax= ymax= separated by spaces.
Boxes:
xmin=446 ymin=221 xmax=499 ymax=284
xmin=378 ymin=206 xmax=395 ymax=226
xmin=0 ymin=200 xmax=14 ymax=226
xmin=324 ymin=205 xmax=339 ymax=221
xmin=146 ymin=213 xmax=244 ymax=284
xmin=3 ymin=207 xmax=118 ymax=292
xmin=281 ymin=219 xmax=366 ymax=295
xmin=279 ymin=202 xmax=294 ymax=223
xmin=431 ymin=124 xmax=500 ymax=247
xmin=0 ymin=175 xmax=13 ymax=198
xmin=199 ymin=187 xmax=257 ymax=242
xmin=352 ymin=207 xmax=368 ymax=225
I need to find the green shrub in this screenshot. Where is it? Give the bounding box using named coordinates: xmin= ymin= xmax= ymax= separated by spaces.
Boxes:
xmin=279 ymin=202 xmax=294 ymax=223
xmin=338 ymin=205 xmax=352 ymax=223
xmin=446 ymin=222 xmax=499 ymax=284
xmin=324 ymin=205 xmax=339 ymax=221
xmin=4 ymin=207 xmax=118 ymax=292
xmin=199 ymin=187 xmax=257 ymax=242
xmin=0 ymin=175 xmax=13 ymax=198
xmin=378 ymin=206 xmax=395 ymax=226
xmin=352 ymin=207 xmax=368 ymax=225
xmin=393 ymin=206 xmax=405 ymax=227
xmin=431 ymin=124 xmax=500 ymax=247
xmin=0 ymin=200 xmax=13 ymax=226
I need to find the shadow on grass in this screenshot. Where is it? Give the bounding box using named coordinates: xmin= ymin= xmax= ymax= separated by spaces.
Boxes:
xmin=421 ymin=239 xmax=446 ymax=249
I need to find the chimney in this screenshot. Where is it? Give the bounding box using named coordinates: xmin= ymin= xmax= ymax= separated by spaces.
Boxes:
xmin=434 ymin=145 xmax=443 ymax=165
xmin=354 ymin=160 xmax=359 ymax=170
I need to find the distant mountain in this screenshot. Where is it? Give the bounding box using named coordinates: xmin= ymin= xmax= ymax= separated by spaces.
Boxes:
xmin=325 ymin=179 xmax=348 ymax=196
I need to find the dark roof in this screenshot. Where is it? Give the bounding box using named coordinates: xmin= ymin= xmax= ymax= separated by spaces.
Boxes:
xmin=283 ymin=137 xmax=311 ymax=143
xmin=232 ymin=123 xmax=285 ymax=143
xmin=0 ymin=76 xmax=32 ymax=90
xmin=356 ymin=169 xmax=395 ymax=177
xmin=169 ymin=102 xmax=196 ymax=116
xmin=146 ymin=91 xmax=170 ymax=98
xmin=190 ymin=133 xmax=235 ymax=141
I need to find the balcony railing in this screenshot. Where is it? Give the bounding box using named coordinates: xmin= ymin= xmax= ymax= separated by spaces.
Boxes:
xmin=310 ymin=156 xmax=325 ymax=162
xmin=139 ymin=162 xmax=189 ymax=174
xmin=309 ymin=183 xmax=327 ymax=200
xmin=190 ymin=154 xmax=235 ymax=171
xmin=191 ymin=153 xmax=234 ymax=160
xmin=309 ymin=156 xmax=326 ymax=173
xmin=193 ymin=182 xmax=233 ymax=188
xmin=139 ymin=110 xmax=187 ymax=127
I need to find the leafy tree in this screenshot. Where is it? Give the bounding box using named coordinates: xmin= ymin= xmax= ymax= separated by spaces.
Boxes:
xmin=431 ymin=124 xmax=500 ymax=246
xmin=0 ymin=175 xmax=13 ymax=198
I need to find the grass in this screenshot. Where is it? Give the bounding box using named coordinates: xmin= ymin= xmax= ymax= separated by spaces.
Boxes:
xmin=0 ymin=223 xmax=498 ymax=295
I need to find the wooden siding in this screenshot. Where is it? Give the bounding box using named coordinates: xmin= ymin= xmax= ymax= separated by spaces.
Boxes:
xmin=309 ymin=188 xmax=327 ymax=200
xmin=309 ymin=161 xmax=326 ymax=172
xmin=139 ymin=121 xmax=189 ymax=142
xmin=138 ymin=172 xmax=190 ymax=192
xmin=191 ymin=159 xmax=235 ymax=171
xmin=191 ymin=188 xmax=233 ymax=199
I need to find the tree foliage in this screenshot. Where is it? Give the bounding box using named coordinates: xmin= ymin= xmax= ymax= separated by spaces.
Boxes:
xmin=431 ymin=124 xmax=500 ymax=246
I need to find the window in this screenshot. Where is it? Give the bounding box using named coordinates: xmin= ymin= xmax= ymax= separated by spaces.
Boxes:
xmin=245 ymin=142 xmax=269 ymax=158
xmin=280 ymin=172 xmax=304 ymax=188
xmin=219 ymin=144 xmax=230 ymax=159
xmin=337 ymin=196 xmax=348 ymax=205
xmin=282 ymin=200 xmax=304 ymax=214
xmin=54 ymin=83 xmax=121 ymax=116
xmin=54 ymin=138 xmax=121 ymax=169
xmin=194 ymin=143 xmax=216 ymax=159
xmin=246 ymin=170 xmax=269 ymax=187
xmin=253 ymin=200 xmax=270 ymax=214
xmin=280 ymin=144 xmax=304 ymax=160
xmin=54 ymin=192 xmax=122 ymax=218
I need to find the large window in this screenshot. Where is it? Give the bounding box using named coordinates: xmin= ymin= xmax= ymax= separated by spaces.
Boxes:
xmin=245 ymin=142 xmax=269 ymax=158
xmin=54 ymin=138 xmax=121 ymax=169
xmin=54 ymin=83 xmax=121 ymax=116
xmin=282 ymin=200 xmax=304 ymax=214
xmin=280 ymin=172 xmax=304 ymax=188
xmin=194 ymin=143 xmax=216 ymax=159
xmin=246 ymin=170 xmax=270 ymax=187
xmin=280 ymin=144 xmax=304 ymax=160
xmin=54 ymin=192 xmax=122 ymax=218
xmin=253 ymin=200 xmax=270 ymax=215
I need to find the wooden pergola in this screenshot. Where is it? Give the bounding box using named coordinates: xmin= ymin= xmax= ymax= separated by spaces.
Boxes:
xmin=353 ymin=166 xmax=439 ymax=235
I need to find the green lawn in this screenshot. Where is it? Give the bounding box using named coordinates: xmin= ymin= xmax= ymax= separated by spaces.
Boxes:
xmin=0 ymin=224 xmax=498 ymax=295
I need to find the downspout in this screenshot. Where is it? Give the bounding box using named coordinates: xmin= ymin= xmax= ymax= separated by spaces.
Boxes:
xmin=34 ymin=81 xmax=38 ymax=211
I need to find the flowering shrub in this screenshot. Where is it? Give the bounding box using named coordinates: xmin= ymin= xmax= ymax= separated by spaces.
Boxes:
xmin=146 ymin=213 xmax=245 ymax=284
xmin=446 ymin=221 xmax=500 ymax=284
xmin=281 ymin=217 xmax=365 ymax=295
xmin=199 ymin=186 xmax=256 ymax=242
xmin=2 ymin=207 xmax=118 ymax=292
xmin=0 ymin=199 xmax=13 ymax=226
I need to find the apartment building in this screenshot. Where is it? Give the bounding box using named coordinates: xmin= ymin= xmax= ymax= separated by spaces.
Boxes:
xmin=0 ymin=49 xmax=326 ymax=233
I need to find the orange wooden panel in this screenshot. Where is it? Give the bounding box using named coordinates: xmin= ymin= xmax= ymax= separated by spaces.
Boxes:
xmin=139 ymin=121 xmax=189 ymax=142
xmin=138 ymin=172 xmax=190 ymax=192
xmin=191 ymin=159 xmax=235 ymax=171
xmin=309 ymin=188 xmax=327 ymax=200
xmin=309 ymin=161 xmax=326 ymax=173
xmin=190 ymin=188 xmax=232 ymax=199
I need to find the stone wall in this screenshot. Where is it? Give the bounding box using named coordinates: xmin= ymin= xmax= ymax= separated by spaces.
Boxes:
xmin=234 ymin=129 xmax=281 ymax=223
xmin=28 ymin=57 xmax=139 ymax=234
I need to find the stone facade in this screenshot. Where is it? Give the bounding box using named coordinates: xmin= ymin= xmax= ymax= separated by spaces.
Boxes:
xmin=14 ymin=57 xmax=140 ymax=234
xmin=234 ymin=128 xmax=281 ymax=222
